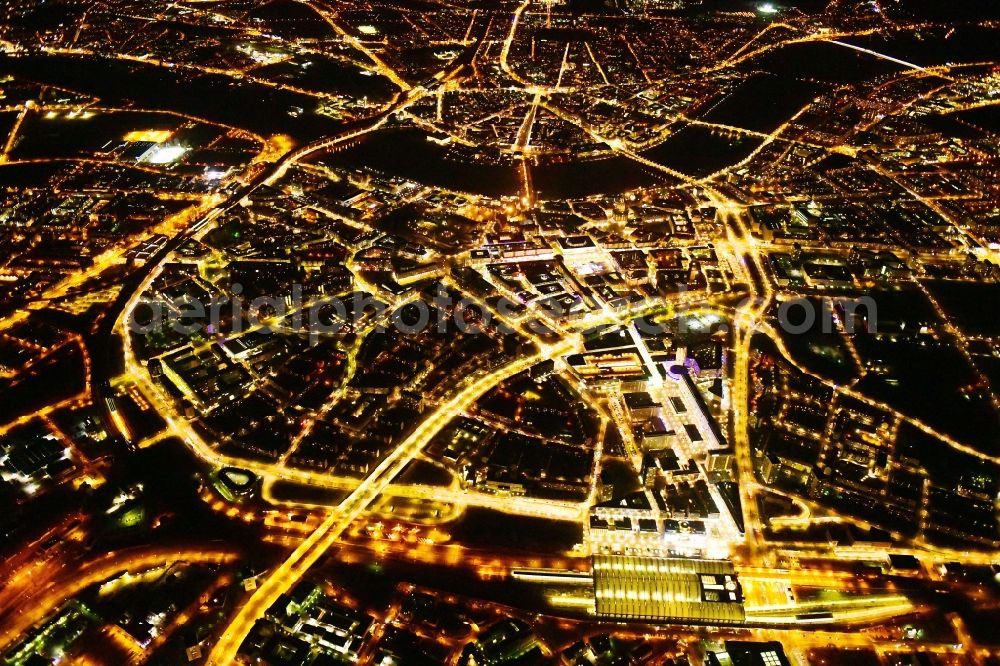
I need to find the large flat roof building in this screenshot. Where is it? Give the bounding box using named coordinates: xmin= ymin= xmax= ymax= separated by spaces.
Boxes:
xmin=593 ymin=556 xmax=744 ymax=624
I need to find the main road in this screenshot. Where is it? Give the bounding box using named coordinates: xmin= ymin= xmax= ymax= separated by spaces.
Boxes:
xmin=719 ymin=203 xmax=774 ymax=565
xmin=205 ymin=338 xmax=576 ymax=664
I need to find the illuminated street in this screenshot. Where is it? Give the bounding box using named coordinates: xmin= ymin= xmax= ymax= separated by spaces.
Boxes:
xmin=0 ymin=0 xmax=999 ymax=665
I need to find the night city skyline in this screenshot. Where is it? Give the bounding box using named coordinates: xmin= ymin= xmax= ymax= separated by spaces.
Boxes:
xmin=0 ymin=0 xmax=999 ymax=665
